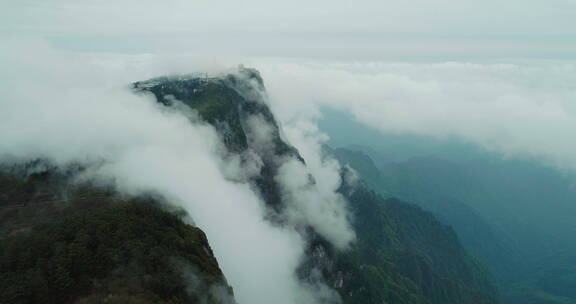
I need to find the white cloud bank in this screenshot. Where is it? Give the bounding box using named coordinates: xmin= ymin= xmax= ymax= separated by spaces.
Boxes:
xmin=0 ymin=41 xmax=345 ymax=304
xmin=254 ymin=60 xmax=576 ymax=169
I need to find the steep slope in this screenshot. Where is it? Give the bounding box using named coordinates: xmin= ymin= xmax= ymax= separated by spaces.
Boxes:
xmin=318 ymin=172 xmax=499 ymax=304
xmin=0 ymin=169 xmax=235 ymax=304
xmin=332 ymin=147 xmax=521 ymax=284
xmin=332 ymin=143 xmax=576 ymax=304
xmin=376 ymin=154 xmax=576 ymax=303
xmin=134 ymin=68 xmax=499 ymax=304
xmin=133 ymin=70 xmax=300 ymax=212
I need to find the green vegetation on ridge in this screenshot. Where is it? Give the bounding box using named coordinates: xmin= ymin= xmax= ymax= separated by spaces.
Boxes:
xmin=0 ymin=170 xmax=232 ymax=304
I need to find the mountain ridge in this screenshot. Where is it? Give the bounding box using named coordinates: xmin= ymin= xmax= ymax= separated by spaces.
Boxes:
xmin=134 ymin=67 xmax=500 ymax=304
xmin=0 ymin=67 xmax=499 ymax=304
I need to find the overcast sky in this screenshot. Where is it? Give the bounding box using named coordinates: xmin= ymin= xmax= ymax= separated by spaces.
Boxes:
xmin=3 ymin=0 xmax=576 ymax=60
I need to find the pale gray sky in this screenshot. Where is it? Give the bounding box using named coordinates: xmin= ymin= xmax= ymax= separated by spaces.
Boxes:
xmin=3 ymin=0 xmax=576 ymax=60
xmin=3 ymin=0 xmax=576 ymax=171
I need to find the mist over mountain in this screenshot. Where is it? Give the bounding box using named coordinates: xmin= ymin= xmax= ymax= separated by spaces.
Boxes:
xmin=0 ymin=67 xmax=500 ymax=304
xmin=3 ymin=1 xmax=576 ymax=303
xmin=321 ymin=109 xmax=576 ymax=304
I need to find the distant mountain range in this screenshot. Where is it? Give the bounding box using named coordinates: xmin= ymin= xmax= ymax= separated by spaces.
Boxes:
xmin=324 ymin=112 xmax=576 ymax=304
